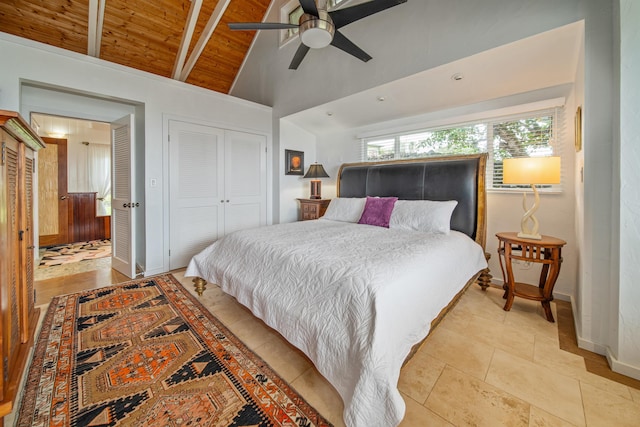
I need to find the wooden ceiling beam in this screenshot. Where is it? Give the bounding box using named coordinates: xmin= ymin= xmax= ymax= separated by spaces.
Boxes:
xmin=179 ymin=0 xmax=232 ymax=82
xmin=172 ymin=0 xmax=204 ymax=79
xmin=87 ymin=0 xmax=106 ymax=57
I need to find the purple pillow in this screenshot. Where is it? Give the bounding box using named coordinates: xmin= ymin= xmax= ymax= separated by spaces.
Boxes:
xmin=358 ymin=196 xmax=398 ymax=228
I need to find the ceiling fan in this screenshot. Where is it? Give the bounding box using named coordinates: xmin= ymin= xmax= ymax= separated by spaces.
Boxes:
xmin=228 ymin=0 xmax=408 ymax=70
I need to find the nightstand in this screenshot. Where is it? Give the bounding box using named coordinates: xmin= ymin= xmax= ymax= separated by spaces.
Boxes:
xmin=496 ymin=232 xmax=566 ymax=322
xmin=297 ymin=198 xmax=331 ymax=221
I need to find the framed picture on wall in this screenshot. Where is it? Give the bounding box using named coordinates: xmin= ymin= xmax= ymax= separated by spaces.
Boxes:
xmin=285 ymin=149 xmax=304 ymax=175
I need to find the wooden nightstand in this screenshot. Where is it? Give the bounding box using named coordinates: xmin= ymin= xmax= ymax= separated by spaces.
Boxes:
xmin=496 ymin=232 xmax=566 ymax=322
xmin=297 ymin=198 xmax=331 ymax=221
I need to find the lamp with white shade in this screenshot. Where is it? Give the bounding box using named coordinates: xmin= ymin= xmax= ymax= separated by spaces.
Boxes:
xmin=502 ymin=156 xmax=561 ymax=240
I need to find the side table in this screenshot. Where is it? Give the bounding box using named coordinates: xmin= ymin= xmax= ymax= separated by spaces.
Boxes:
xmin=297 ymin=198 xmax=331 ymax=221
xmin=496 ymin=232 xmax=566 ymax=322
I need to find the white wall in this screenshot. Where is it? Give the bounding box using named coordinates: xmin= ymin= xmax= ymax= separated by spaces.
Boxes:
xmin=0 ymin=33 xmax=272 ymax=276
xmin=279 ymin=120 xmax=316 ymax=223
xmin=613 ymin=0 xmax=640 ymax=378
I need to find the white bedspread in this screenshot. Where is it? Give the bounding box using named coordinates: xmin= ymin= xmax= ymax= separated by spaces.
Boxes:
xmin=186 ymin=219 xmax=487 ymax=427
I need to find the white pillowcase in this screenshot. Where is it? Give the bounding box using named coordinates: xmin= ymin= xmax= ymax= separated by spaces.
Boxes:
xmin=389 ymin=200 xmax=458 ymax=234
xmin=322 ymin=198 xmax=366 ymax=222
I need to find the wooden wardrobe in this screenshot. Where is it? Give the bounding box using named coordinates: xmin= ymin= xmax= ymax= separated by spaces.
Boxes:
xmin=0 ymin=110 xmax=45 ymax=422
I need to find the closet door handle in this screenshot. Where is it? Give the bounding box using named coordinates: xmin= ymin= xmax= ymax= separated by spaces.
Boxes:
xmin=60 ymin=195 xmax=68 ymax=200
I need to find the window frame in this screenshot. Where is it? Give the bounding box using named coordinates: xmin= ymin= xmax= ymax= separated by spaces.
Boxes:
xmin=361 ymin=106 xmax=564 ymax=193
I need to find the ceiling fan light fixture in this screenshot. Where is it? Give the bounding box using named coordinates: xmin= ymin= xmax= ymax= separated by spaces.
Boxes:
xmin=299 ymin=11 xmax=335 ymax=49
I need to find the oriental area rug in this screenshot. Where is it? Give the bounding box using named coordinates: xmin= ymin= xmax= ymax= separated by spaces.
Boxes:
xmin=17 ymin=274 xmax=332 ymax=427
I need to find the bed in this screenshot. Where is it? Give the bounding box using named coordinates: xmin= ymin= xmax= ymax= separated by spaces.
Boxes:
xmin=186 ymin=154 xmax=490 ymax=427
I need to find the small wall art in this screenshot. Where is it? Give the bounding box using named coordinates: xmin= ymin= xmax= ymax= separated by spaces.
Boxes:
xmin=285 ymin=149 xmax=304 ymax=175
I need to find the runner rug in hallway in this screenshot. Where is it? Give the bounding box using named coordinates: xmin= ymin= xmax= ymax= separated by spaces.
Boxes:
xmin=17 ymin=274 xmax=332 ymax=427
xmin=39 ymin=239 xmax=111 ymax=267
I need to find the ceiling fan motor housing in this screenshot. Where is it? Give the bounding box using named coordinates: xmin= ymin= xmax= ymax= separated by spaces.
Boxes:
xmin=299 ymin=10 xmax=335 ymax=49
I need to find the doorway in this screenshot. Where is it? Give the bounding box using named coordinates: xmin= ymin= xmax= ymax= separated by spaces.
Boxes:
xmin=32 ymin=113 xmax=113 ymax=281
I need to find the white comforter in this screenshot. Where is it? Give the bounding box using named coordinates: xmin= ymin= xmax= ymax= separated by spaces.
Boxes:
xmin=186 ymin=219 xmax=487 ymax=427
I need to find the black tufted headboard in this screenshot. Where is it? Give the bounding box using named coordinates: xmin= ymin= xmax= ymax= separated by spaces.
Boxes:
xmin=337 ymin=154 xmax=487 ymax=247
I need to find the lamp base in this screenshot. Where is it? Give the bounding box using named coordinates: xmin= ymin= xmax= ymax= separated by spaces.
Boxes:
xmin=309 ymin=180 xmax=322 ymax=199
xmin=519 ymin=185 xmax=542 ymax=240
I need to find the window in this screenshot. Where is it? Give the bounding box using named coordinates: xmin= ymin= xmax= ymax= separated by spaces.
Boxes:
xmin=362 ymin=108 xmax=562 ymax=190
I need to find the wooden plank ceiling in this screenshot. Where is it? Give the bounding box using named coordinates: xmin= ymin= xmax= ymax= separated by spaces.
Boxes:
xmin=0 ymin=0 xmax=272 ymax=94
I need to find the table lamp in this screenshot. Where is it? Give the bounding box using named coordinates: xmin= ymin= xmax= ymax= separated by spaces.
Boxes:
xmin=303 ymin=163 xmax=330 ymax=199
xmin=502 ymin=156 xmax=561 ymax=240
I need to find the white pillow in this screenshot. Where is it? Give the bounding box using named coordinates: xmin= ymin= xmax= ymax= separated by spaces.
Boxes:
xmin=389 ymin=200 xmax=458 ymax=234
xmin=322 ymin=198 xmax=366 ymax=222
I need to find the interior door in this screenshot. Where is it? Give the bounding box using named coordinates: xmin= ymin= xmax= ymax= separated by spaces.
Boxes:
xmin=224 ymin=130 xmax=267 ymax=234
xmin=110 ymin=114 xmax=136 ymax=278
xmin=169 ymin=120 xmax=224 ymax=269
xmin=38 ymin=137 xmax=68 ymax=246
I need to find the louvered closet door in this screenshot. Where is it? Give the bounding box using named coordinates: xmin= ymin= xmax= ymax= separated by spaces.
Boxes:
xmin=169 ymin=121 xmax=225 ymax=270
xmin=2 ymin=136 xmax=21 ymax=372
xmin=21 ymin=148 xmax=36 ymax=343
xmin=110 ymin=115 xmax=136 ymax=278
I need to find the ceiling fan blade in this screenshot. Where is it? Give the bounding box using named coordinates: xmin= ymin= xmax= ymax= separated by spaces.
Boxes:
xmin=329 ymin=0 xmax=407 ymax=29
xmin=289 ymin=44 xmax=311 ymax=70
xmin=299 ymin=0 xmax=319 ymax=17
xmin=330 ymin=31 xmax=372 ymax=62
xmin=228 ymin=22 xmax=298 ymax=30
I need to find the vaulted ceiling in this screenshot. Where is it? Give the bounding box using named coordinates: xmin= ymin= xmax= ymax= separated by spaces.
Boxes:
xmin=0 ymin=0 xmax=272 ymax=94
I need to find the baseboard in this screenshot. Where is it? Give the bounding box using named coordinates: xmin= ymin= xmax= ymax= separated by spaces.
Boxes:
xmin=569 ymin=295 xmax=608 ymax=355
xmin=143 ymin=267 xmax=165 ymax=277
xmin=606 ymin=349 xmax=640 ymax=381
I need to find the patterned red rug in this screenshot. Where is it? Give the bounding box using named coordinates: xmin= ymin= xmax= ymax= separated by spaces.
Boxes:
xmin=17 ymin=274 xmax=332 ymax=427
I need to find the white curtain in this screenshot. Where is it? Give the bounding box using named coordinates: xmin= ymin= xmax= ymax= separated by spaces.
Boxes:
xmin=87 ymin=144 xmax=112 ymax=216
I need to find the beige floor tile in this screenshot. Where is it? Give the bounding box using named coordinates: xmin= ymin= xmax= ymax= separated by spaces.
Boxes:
xmin=252 ymin=334 xmax=313 ymax=383
xmin=422 ymin=326 xmax=495 ymax=380
xmin=534 ymin=336 xmax=634 ymax=400
xmin=425 ymin=365 xmax=530 ymax=426
xmin=529 ymin=406 xmax=579 ymax=427
xmin=485 ymin=349 xmax=585 ymax=426
xmin=459 ymin=314 xmax=536 ymax=361
xmin=503 ymin=305 xmax=559 ymax=341
xmin=398 ymin=350 xmax=446 ymax=404
xmin=400 ymin=394 xmax=453 ymax=426
xmin=227 ymin=315 xmax=278 ymax=350
xmin=581 ymin=382 xmax=640 ymax=427
xmin=290 ymin=368 xmax=346 ymax=427
xmin=534 ymin=335 xmax=585 ymax=369
xmin=455 ymin=286 xmax=507 ymax=323
xmin=630 ymin=386 xmax=640 ymax=403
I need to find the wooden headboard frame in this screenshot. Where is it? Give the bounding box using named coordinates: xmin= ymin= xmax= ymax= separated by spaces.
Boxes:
xmin=336 ymin=154 xmax=488 ymax=251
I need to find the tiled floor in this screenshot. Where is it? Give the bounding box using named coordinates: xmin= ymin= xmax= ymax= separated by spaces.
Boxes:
xmin=10 ymin=264 xmax=640 ymax=426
